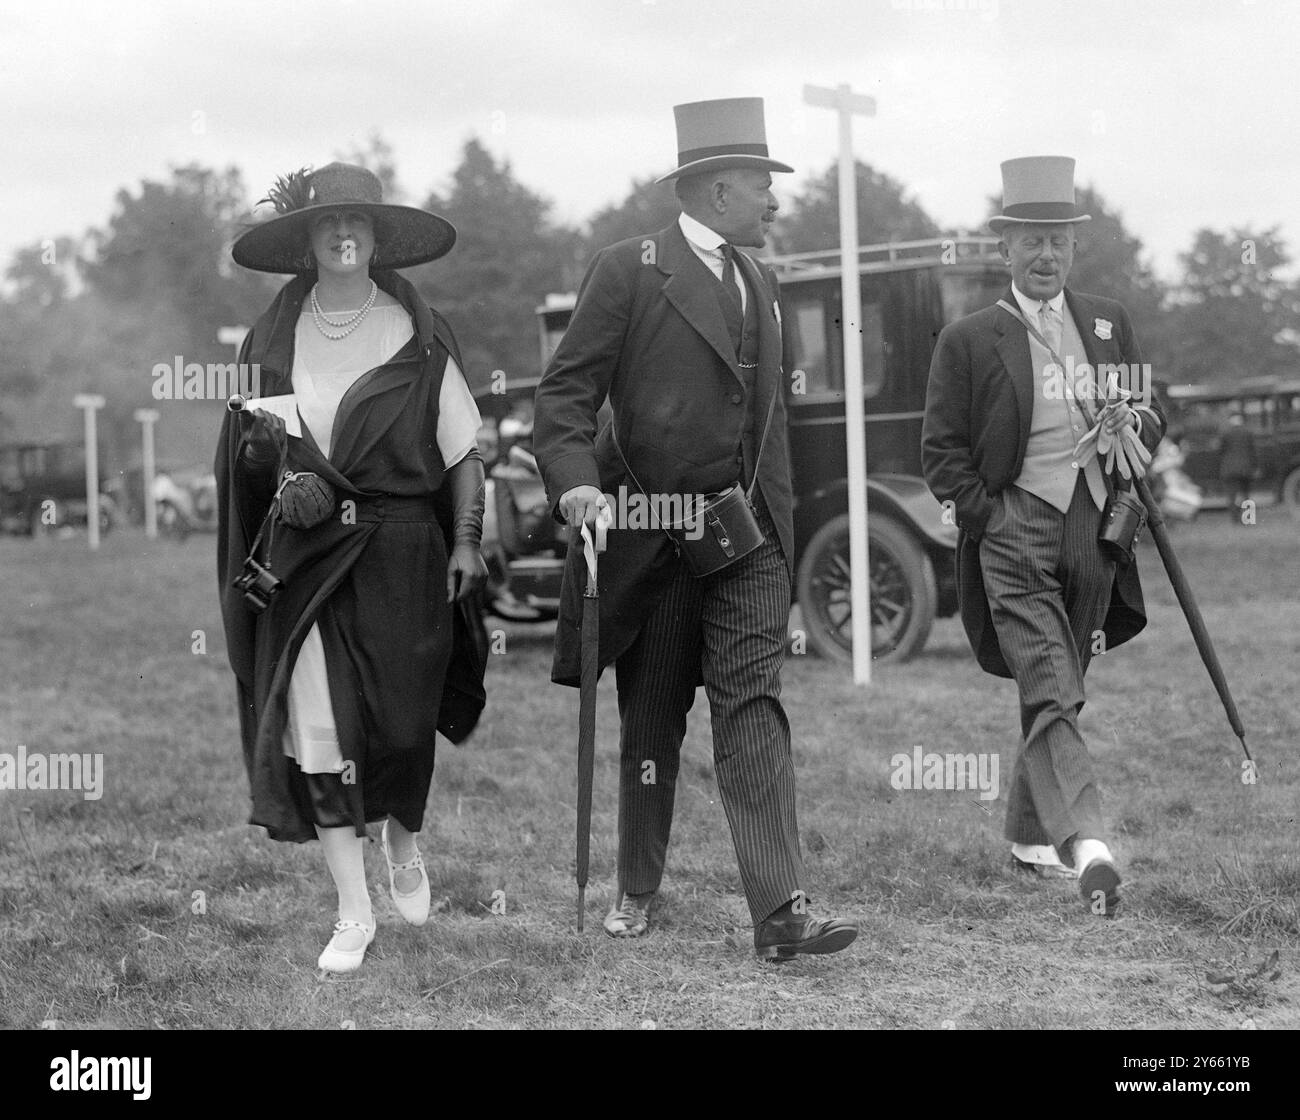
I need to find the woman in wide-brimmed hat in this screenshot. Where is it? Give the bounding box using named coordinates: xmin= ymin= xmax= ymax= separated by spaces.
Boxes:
xmin=216 ymin=162 xmax=488 ymax=973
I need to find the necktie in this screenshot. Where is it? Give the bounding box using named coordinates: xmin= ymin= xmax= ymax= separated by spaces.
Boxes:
xmin=1039 ymin=302 xmax=1062 ymax=356
xmin=720 ymin=244 xmax=743 ymax=318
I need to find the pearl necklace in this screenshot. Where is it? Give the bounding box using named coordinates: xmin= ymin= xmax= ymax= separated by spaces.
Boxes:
xmin=310 ymin=281 xmax=378 ymax=340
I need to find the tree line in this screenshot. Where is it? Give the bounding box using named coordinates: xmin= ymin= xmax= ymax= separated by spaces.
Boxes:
xmin=2 ymin=132 xmax=1297 ymax=472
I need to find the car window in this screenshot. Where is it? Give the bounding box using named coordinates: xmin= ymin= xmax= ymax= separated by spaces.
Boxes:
xmin=939 ymin=270 xmax=1007 ymax=323
xmin=784 ymin=291 xmax=884 ymax=400
xmin=788 ymin=297 xmax=829 ymax=394
xmin=858 ymin=301 xmax=886 ymax=399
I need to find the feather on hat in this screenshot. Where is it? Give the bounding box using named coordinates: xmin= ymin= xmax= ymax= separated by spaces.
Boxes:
xmin=232 ymin=162 xmax=456 ymax=274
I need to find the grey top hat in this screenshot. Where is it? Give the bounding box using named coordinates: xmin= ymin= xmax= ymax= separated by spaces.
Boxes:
xmin=232 ymin=162 xmax=456 ymax=274
xmin=988 ymin=156 xmax=1091 ymax=232
xmin=654 ymin=97 xmax=794 ymax=184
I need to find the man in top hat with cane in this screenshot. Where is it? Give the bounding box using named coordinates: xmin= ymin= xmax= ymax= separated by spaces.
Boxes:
xmin=534 ymin=97 xmax=858 ymax=960
xmin=922 ymin=156 xmax=1165 ymax=915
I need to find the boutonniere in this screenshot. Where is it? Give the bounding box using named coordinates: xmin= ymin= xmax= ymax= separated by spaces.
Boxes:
xmin=1093 ymin=318 xmax=1113 ymax=340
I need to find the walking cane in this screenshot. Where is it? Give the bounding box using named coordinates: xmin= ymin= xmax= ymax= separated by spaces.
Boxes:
xmin=575 ymin=509 xmax=609 ymax=931
xmin=1133 ymin=473 xmax=1252 ymax=762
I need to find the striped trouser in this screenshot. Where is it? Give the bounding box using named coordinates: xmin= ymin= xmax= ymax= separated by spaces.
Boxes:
xmin=613 ymin=495 xmax=805 ymax=924
xmin=978 ymin=475 xmax=1115 ymax=850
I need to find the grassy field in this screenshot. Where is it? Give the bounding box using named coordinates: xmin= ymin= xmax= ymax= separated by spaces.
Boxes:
xmin=1 ymin=512 xmax=1297 ymax=1030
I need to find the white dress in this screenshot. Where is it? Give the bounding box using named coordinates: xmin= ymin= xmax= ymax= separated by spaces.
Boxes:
xmin=282 ymin=301 xmax=481 ymax=773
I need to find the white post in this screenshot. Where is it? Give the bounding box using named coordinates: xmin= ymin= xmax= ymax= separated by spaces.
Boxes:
xmin=73 ymin=393 xmax=106 ymax=551
xmin=218 ymin=325 xmax=248 ymax=364
xmin=134 ymin=408 xmax=160 ymax=539
xmin=803 ymin=82 xmax=877 ymax=685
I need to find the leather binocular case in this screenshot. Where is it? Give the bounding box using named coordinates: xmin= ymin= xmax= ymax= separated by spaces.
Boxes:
xmin=1098 ymin=489 xmax=1147 ymax=566
xmin=665 ymin=484 xmax=764 ymax=578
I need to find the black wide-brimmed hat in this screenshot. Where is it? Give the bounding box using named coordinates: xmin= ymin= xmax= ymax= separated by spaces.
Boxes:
xmin=232 ymin=162 xmax=456 ymax=274
xmin=987 ymin=156 xmax=1091 ymax=232
xmin=654 ymin=97 xmax=794 ymax=184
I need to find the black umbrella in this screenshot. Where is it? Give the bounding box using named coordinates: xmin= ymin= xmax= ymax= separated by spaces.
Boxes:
xmin=1063 ymin=367 xmax=1252 ymax=766
xmin=1135 ymin=474 xmax=1251 ymax=762
xmin=575 ymin=516 xmax=608 ymax=930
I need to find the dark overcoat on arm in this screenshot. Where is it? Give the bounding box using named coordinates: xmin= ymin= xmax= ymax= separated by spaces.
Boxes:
xmin=533 ymin=221 xmax=796 ymax=686
xmin=921 ymin=286 xmax=1166 ymax=678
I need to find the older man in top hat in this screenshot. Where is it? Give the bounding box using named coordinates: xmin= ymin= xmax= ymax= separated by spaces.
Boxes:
xmin=922 ymin=156 xmax=1165 ymax=916
xmin=534 ymin=97 xmax=857 ymax=960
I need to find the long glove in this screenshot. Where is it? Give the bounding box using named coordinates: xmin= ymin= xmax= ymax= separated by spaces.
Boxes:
xmin=1073 ymin=405 xmax=1152 ymax=482
xmin=445 ymin=449 xmax=488 ymax=602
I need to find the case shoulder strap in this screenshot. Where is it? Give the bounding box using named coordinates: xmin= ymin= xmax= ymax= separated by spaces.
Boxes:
xmin=996 ymin=298 xmax=1099 ymax=428
xmin=610 ymin=385 xmax=778 ymax=503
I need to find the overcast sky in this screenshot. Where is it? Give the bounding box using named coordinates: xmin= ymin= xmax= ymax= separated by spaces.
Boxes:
xmin=3 ymin=0 xmax=1296 ymax=281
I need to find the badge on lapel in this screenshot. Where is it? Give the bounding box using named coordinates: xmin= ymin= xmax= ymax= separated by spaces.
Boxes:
xmin=1094 ymin=318 xmax=1113 ymax=340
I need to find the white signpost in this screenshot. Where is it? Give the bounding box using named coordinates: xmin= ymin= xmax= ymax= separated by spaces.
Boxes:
xmin=72 ymin=393 xmax=106 ymax=551
xmin=134 ymin=408 xmax=160 ymax=539
xmin=803 ymin=82 xmax=877 ymax=685
xmin=217 ymin=325 xmax=248 ymax=361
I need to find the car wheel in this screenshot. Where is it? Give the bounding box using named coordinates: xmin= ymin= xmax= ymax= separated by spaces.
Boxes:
xmin=1280 ymin=465 xmax=1300 ymax=514
xmin=796 ymin=512 xmax=937 ymax=663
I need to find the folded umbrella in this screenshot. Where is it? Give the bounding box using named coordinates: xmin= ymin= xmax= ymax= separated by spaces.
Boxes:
xmin=1077 ymin=399 xmax=1249 ymax=761
xmin=1134 ymin=472 xmax=1251 ymax=762
xmin=575 ymin=510 xmax=610 ymax=931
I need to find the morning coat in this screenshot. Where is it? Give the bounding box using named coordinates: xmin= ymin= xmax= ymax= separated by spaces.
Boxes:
xmin=921 ymin=286 xmax=1166 ymax=678
xmin=533 ymin=221 xmax=796 ymax=687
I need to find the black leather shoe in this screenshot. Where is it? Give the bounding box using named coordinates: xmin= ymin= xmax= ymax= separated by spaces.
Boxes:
xmin=1074 ymin=839 xmax=1122 ymax=918
xmin=753 ymin=914 xmax=858 ymax=962
xmin=1078 ymin=858 xmax=1122 ymax=918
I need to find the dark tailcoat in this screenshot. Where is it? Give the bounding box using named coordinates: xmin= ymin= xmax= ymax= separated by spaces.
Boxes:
xmin=922 ymin=287 xmax=1166 ymax=678
xmin=215 ymin=271 xmax=487 ymax=842
xmin=534 ymin=222 xmax=795 ymax=686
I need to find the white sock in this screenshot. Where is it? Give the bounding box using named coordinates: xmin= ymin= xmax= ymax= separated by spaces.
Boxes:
xmin=316 ymin=825 xmax=372 ymax=925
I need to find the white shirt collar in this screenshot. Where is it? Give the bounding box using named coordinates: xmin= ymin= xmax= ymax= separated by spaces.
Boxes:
xmin=679 ymin=211 xmax=727 ymax=253
xmin=1011 ymin=282 xmax=1065 ymax=320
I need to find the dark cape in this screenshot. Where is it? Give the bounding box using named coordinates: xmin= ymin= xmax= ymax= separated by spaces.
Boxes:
xmin=215 ymin=271 xmax=487 ymax=842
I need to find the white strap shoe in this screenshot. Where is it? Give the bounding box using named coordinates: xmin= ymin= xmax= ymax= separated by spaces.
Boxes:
xmin=318 ymin=918 xmax=376 ymax=974
xmin=382 ymin=820 xmax=431 ymax=927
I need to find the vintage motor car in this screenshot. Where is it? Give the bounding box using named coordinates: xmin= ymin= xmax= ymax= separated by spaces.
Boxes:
xmin=1164 ymin=376 xmax=1300 ymax=511
xmin=764 ymin=236 xmax=1008 ymax=661
xmin=478 ymin=239 xmax=1009 ymax=660
xmin=0 ymin=441 xmax=117 ymax=537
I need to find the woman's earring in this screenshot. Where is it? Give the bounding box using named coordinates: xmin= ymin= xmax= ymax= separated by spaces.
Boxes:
xmin=370 ymin=247 xmax=382 ymax=268
xmin=300 ymin=252 xmax=315 ymax=271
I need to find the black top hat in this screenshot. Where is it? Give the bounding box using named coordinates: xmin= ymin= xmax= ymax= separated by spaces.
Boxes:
xmin=232 ymin=162 xmax=456 ymax=274
xmin=654 ymin=97 xmax=794 ymax=184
